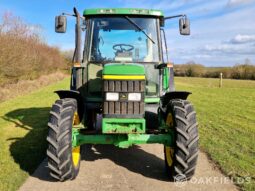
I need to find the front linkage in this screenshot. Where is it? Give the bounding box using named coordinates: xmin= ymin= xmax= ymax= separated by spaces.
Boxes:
xmin=72 ymin=129 xmax=174 ymax=148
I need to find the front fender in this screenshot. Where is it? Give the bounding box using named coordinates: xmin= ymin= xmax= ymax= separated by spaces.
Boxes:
xmin=161 ymin=91 xmax=191 ymax=107
xmin=55 ymin=90 xmax=84 ymax=121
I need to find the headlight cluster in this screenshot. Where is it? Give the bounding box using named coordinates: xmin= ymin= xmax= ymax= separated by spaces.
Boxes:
xmin=106 ymin=93 xmax=141 ymax=101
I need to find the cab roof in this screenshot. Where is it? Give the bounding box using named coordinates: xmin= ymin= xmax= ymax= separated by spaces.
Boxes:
xmin=83 ymin=8 xmax=164 ymax=17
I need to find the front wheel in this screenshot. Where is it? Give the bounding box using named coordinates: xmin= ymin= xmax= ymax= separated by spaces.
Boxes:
xmin=47 ymin=98 xmax=81 ymax=181
xmin=164 ymin=99 xmax=199 ymax=180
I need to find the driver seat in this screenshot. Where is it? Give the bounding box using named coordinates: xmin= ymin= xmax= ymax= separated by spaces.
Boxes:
xmin=115 ymin=51 xmax=133 ymax=62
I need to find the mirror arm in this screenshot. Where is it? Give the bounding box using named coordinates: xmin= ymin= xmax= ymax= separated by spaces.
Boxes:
xmin=164 ymin=14 xmax=186 ymax=21
xmin=62 ymin=12 xmax=85 ymax=20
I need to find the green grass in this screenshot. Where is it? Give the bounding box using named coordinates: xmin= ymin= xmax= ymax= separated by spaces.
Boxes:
xmin=0 ymin=77 xmax=254 ymax=191
xmin=0 ymin=78 xmax=69 ymax=191
xmin=175 ymin=77 xmax=255 ymax=191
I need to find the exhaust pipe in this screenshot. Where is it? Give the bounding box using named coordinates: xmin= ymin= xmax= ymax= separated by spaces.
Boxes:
xmin=73 ymin=7 xmax=81 ymax=65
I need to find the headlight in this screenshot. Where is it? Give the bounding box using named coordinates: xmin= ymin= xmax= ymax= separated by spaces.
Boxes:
xmin=106 ymin=93 xmax=119 ymax=101
xmin=128 ymin=93 xmax=141 ymax=101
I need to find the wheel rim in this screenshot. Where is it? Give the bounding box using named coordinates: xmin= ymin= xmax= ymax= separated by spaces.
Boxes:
xmin=73 ymin=111 xmax=80 ymax=125
xmin=72 ymin=111 xmax=80 ymax=167
xmin=72 ymin=146 xmax=80 ymax=167
xmin=166 ymin=113 xmax=173 ymax=127
xmin=165 ymin=146 xmax=174 ymax=166
xmin=165 ymin=113 xmax=174 ymax=167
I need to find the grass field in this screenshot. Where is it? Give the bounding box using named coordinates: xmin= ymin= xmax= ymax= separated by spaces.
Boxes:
xmin=0 ymin=77 xmax=254 ymax=191
xmin=0 ymin=78 xmax=70 ymax=191
xmin=175 ymin=77 xmax=255 ymax=190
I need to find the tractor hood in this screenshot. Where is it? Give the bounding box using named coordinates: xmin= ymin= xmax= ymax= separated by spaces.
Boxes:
xmin=102 ymin=63 xmax=145 ymax=76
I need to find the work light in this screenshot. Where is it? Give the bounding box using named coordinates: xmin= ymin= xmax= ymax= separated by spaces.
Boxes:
xmin=128 ymin=93 xmax=141 ymax=101
xmin=106 ymin=93 xmax=119 ymax=101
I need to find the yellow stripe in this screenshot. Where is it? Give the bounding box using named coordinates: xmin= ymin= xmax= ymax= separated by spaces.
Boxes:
xmin=103 ymin=75 xmax=145 ymax=80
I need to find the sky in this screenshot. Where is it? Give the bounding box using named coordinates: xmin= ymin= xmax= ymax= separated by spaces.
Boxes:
xmin=0 ymin=0 xmax=255 ymax=66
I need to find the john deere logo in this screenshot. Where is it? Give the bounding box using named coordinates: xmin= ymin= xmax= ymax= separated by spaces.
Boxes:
xmin=119 ymin=93 xmax=128 ymax=100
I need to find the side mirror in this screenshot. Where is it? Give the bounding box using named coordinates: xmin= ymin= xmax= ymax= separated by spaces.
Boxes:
xmin=179 ymin=17 xmax=190 ymax=35
xmin=55 ymin=15 xmax=67 ymax=33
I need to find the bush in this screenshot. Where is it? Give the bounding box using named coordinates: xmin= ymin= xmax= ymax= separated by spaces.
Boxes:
xmin=175 ymin=62 xmax=206 ymax=77
xmin=231 ymin=64 xmax=255 ymax=80
xmin=0 ymin=12 xmax=68 ymax=86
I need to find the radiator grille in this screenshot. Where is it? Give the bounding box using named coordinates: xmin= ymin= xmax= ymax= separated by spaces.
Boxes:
xmin=104 ymin=80 xmax=145 ymax=92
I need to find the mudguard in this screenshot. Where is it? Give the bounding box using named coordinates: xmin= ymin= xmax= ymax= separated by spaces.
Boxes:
xmin=55 ymin=90 xmax=84 ymax=121
xmin=160 ymin=91 xmax=191 ymax=107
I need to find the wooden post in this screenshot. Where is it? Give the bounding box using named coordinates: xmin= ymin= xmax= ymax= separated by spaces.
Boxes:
xmin=219 ymin=73 xmax=223 ymax=88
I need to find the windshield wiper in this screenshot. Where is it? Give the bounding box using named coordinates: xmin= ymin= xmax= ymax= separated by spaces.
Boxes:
xmin=124 ymin=16 xmax=155 ymax=44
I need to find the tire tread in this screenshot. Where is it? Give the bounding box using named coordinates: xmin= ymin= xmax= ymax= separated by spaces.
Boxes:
xmin=47 ymin=98 xmax=80 ymax=181
xmin=164 ymin=99 xmax=199 ymax=180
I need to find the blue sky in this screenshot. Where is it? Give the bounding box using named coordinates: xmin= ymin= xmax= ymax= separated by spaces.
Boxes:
xmin=1 ymin=0 xmax=255 ymax=66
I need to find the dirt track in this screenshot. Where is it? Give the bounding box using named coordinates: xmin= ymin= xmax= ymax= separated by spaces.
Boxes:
xmin=19 ymin=144 xmax=238 ymax=191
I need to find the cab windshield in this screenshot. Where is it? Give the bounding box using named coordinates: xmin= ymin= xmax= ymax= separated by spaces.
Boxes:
xmin=89 ymin=17 xmax=160 ymax=63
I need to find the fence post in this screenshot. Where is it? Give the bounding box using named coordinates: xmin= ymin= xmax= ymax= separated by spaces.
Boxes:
xmin=219 ymin=73 xmax=223 ymax=88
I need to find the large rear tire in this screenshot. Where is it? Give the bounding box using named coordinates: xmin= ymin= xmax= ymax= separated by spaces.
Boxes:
xmin=164 ymin=99 xmax=199 ymax=180
xmin=47 ymin=98 xmax=81 ymax=181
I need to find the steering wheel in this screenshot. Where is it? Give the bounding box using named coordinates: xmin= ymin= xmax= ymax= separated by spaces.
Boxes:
xmin=113 ymin=44 xmax=134 ymax=52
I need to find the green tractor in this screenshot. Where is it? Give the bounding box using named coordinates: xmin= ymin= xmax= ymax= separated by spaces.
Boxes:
xmin=48 ymin=7 xmax=198 ymax=181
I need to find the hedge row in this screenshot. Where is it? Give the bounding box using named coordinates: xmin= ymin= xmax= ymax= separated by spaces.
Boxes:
xmin=0 ymin=13 xmax=69 ymax=86
xmin=174 ymin=61 xmax=255 ymax=80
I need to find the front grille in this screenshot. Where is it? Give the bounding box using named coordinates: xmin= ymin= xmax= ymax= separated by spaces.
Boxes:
xmin=103 ymin=80 xmax=145 ymax=118
xmin=104 ymin=80 xmax=145 ymax=92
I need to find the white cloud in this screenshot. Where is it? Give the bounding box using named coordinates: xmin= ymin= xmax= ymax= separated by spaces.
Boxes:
xmin=194 ymin=54 xmax=212 ymax=59
xmin=230 ymin=34 xmax=255 ymax=44
xmin=227 ymin=0 xmax=255 ymax=7
xmin=203 ymin=43 xmax=255 ymax=55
